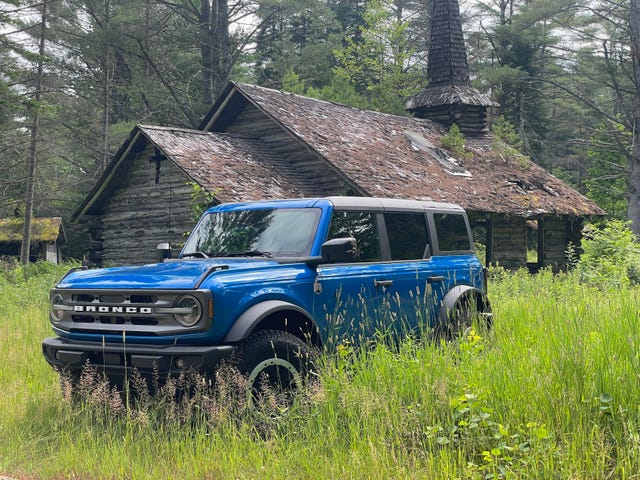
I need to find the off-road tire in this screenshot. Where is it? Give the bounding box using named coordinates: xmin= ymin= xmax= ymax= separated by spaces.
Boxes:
xmin=435 ymin=294 xmax=492 ymax=341
xmin=234 ymin=329 xmax=316 ymax=414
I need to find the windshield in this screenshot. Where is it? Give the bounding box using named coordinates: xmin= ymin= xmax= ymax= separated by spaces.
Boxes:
xmin=182 ymin=208 xmax=321 ymax=258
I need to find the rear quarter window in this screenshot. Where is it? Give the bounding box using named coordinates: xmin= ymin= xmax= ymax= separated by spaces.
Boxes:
xmin=433 ymin=213 xmax=472 ymax=252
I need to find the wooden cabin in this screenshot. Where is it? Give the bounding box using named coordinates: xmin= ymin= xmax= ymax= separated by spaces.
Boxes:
xmin=73 ymin=82 xmax=603 ymax=268
xmin=72 ymin=0 xmax=603 ymax=268
xmin=0 ymin=217 xmax=63 ymax=263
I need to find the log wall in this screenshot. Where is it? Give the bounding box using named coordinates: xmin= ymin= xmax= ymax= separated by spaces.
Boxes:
xmin=470 ymin=214 xmax=579 ymax=271
xmin=224 ymin=105 xmax=358 ymax=196
xmin=89 ymin=145 xmax=198 ymax=266
xmin=541 ymin=216 xmax=580 ymax=271
xmin=488 ymin=217 xmax=527 ymax=270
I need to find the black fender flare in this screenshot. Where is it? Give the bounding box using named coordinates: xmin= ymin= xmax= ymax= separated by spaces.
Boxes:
xmin=223 ymin=300 xmax=318 ymax=343
xmin=437 ymin=285 xmax=492 ymax=327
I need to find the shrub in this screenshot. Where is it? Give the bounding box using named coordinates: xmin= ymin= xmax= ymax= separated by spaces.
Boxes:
xmin=575 ymin=220 xmax=640 ymax=287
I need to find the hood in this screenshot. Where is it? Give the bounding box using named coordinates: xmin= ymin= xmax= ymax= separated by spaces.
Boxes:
xmin=56 ymin=259 xmax=279 ymax=290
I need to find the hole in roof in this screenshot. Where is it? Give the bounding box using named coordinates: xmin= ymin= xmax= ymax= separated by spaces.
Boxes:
xmin=404 ymin=130 xmax=471 ymax=177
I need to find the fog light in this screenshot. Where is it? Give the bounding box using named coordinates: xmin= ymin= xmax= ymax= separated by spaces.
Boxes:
xmin=175 ymin=358 xmax=185 ymax=369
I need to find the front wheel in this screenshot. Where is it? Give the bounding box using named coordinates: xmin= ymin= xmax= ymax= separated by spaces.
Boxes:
xmin=234 ymin=330 xmax=316 ymax=415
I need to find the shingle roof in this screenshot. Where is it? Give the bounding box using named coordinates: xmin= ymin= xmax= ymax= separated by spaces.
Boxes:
xmin=76 ymin=82 xmax=603 ymax=222
xmin=141 ymin=126 xmax=306 ymax=201
xmin=227 ymin=83 xmax=603 ymax=217
xmin=426 ymin=0 xmax=470 ymax=87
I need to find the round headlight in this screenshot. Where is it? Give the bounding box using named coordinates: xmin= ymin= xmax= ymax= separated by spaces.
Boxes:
xmin=174 ymin=295 xmax=202 ymax=327
xmin=50 ymin=293 xmax=65 ymax=322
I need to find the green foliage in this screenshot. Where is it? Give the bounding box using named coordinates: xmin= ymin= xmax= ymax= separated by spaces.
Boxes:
xmin=253 ymin=0 xmax=342 ymax=89
xmin=188 ymin=182 xmax=216 ymax=222
xmin=477 ymin=0 xmax=577 ymax=164
xmin=575 ymin=220 xmax=640 ymax=287
xmin=491 ymin=116 xmax=530 ymax=169
xmin=305 ymin=76 xmax=371 ymax=110
xmin=440 ymin=124 xmax=472 ymax=160
xmin=584 ymin=122 xmax=629 ymax=218
xmin=331 ymin=0 xmax=423 ymax=114
xmin=282 ymin=70 xmax=307 ymax=95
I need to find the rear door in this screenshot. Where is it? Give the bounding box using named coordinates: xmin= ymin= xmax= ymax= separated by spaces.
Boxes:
xmin=425 ymin=211 xmax=478 ymax=325
xmin=314 ymin=208 xmax=439 ymax=343
xmin=380 ymin=211 xmax=436 ymax=334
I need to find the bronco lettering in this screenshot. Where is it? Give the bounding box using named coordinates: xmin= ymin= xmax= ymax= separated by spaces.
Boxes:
xmin=73 ymin=305 xmax=153 ymax=314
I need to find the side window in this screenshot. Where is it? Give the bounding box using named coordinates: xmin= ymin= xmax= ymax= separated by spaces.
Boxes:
xmin=328 ymin=211 xmax=380 ymax=261
xmin=384 ymin=212 xmax=430 ymax=260
xmin=433 ymin=213 xmax=471 ymax=251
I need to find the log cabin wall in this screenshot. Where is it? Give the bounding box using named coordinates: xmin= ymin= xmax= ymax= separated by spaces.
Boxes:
xmin=220 ymin=103 xmax=359 ymax=197
xmin=541 ymin=216 xmax=581 ymax=272
xmin=472 ymin=215 xmax=579 ymax=271
xmin=92 ymin=145 xmax=198 ymax=266
xmin=488 ymin=217 xmax=527 ymax=270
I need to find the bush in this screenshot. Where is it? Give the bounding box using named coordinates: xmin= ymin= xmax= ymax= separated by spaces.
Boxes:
xmin=575 ymin=220 xmax=640 ymax=287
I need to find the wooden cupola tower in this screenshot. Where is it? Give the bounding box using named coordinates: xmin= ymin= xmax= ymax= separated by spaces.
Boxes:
xmin=405 ymin=0 xmax=496 ymax=134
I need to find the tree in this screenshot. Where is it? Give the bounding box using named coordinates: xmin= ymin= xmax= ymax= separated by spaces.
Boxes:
xmin=251 ymin=0 xmax=342 ymax=89
xmin=475 ymin=0 xmax=579 ymax=164
xmin=20 ymin=0 xmax=49 ymax=265
xmin=547 ymin=0 xmax=640 ymax=232
xmin=0 ymin=2 xmax=33 ymax=218
xmin=628 ymin=0 xmax=640 ymax=233
xmin=332 ymin=0 xmax=425 ymax=114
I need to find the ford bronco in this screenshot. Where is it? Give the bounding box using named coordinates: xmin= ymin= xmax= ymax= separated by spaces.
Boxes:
xmin=43 ymin=197 xmax=491 ymax=404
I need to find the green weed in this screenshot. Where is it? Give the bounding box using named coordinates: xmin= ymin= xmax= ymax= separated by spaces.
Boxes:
xmin=2 ymin=260 xmax=640 ymax=478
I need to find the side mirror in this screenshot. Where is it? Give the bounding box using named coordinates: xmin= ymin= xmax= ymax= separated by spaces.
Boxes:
xmin=321 ymin=237 xmax=356 ymax=263
xmin=156 ymin=242 xmax=172 ymax=262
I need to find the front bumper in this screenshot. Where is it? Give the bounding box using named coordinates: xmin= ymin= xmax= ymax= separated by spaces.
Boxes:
xmin=42 ymin=336 xmax=237 ymax=383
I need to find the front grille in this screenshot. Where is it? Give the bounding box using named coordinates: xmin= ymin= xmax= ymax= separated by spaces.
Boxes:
xmin=51 ymin=288 xmax=211 ymax=336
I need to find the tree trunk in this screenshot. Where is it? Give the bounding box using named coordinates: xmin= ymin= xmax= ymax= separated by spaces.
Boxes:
xmin=200 ymin=0 xmax=231 ymax=106
xmin=21 ymin=0 xmax=47 ymax=265
xmin=628 ymin=0 xmax=640 ymax=235
xmin=100 ymin=0 xmax=112 ymax=172
xmin=200 ymin=0 xmax=213 ymax=105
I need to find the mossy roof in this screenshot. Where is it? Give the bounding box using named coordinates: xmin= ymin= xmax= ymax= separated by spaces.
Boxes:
xmin=0 ymin=217 xmax=62 ymax=243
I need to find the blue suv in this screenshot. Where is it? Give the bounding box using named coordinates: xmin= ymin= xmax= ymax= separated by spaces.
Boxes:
xmin=43 ymin=197 xmax=491 ymax=402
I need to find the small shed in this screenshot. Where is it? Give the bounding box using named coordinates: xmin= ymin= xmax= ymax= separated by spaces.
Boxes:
xmin=0 ymin=217 xmax=63 ymax=263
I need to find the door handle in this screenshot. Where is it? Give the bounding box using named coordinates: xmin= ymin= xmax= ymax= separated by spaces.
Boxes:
xmin=427 ymin=276 xmax=445 ymax=283
xmin=374 ymin=279 xmax=393 ymax=288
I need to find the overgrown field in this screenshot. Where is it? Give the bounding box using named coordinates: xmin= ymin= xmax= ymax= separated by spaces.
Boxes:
xmin=1 ymin=260 xmax=640 ymax=479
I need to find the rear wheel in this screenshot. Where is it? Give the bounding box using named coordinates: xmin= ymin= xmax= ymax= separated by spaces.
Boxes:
xmin=436 ymin=293 xmax=492 ymax=340
xmin=234 ymin=329 xmax=316 ymax=415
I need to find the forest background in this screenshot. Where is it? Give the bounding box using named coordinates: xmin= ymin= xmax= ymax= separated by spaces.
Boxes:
xmin=1 ymin=0 xmax=639 ymax=260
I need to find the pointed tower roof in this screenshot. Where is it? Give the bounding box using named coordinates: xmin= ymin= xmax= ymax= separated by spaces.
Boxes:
xmin=427 ymin=0 xmax=471 ymax=87
xmin=406 ymin=0 xmax=495 ymax=133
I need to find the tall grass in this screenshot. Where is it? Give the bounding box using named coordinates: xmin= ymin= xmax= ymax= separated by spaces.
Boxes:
xmin=2 ymin=261 xmax=640 ymax=478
